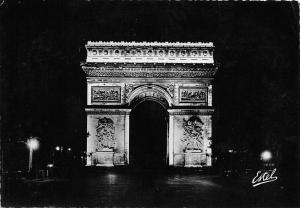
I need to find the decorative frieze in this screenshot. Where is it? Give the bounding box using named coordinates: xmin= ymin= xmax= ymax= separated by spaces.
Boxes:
xmin=82 ymin=67 xmax=217 ymax=78
xmin=85 ymin=41 xmax=214 ymax=64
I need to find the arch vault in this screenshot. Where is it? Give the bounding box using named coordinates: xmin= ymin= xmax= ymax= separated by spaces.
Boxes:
xmin=82 ymin=41 xmax=218 ymax=167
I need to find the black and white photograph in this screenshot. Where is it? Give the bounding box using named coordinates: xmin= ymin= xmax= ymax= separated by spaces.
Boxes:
xmin=0 ymin=1 xmax=299 ymax=207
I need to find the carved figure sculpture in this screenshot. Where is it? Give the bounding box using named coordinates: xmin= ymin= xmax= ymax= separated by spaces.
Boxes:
xmin=95 ymin=117 xmax=115 ymax=150
xmin=181 ymin=116 xmax=204 ymax=151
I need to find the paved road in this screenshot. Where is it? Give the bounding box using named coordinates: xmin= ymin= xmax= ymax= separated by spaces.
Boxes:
xmin=2 ymin=169 xmax=299 ymax=207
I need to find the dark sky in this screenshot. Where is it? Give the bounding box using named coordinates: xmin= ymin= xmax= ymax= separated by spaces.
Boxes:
xmin=1 ymin=1 xmax=298 ymax=156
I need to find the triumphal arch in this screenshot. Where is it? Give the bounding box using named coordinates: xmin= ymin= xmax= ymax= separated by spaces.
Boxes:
xmin=81 ymin=41 xmax=218 ymax=168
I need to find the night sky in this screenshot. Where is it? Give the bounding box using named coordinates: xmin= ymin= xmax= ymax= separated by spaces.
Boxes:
xmin=1 ymin=2 xmax=298 ymax=166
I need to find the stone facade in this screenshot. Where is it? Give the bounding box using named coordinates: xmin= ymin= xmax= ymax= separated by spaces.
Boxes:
xmin=168 ymin=109 xmax=213 ymax=167
xmin=82 ymin=41 xmax=218 ymax=167
xmin=86 ymin=109 xmax=130 ymax=166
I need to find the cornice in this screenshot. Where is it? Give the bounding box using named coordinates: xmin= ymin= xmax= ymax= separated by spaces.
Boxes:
xmin=85 ymin=41 xmax=215 ymax=64
xmin=86 ymin=41 xmax=214 ymax=47
xmin=86 ymin=108 xmax=131 ymax=115
xmin=168 ymin=108 xmax=214 ymax=115
xmin=81 ymin=62 xmax=216 ymax=68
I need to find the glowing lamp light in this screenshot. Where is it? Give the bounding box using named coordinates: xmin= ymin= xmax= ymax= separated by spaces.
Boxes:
xmin=55 ymin=146 xmax=60 ymax=151
xmin=260 ymin=150 xmax=272 ymax=161
xmin=47 ymin=164 xmax=54 ymax=168
xmin=68 ymin=148 xmax=71 ymax=151
xmin=27 ymin=138 xmax=39 ymax=150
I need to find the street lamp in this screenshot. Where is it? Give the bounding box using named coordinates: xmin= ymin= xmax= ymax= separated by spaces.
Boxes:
xmin=260 ymin=150 xmax=272 ymax=162
xmin=27 ymin=137 xmax=39 ymax=172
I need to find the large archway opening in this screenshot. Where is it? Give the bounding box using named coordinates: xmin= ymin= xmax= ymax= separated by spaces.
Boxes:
xmin=130 ymin=100 xmax=168 ymax=169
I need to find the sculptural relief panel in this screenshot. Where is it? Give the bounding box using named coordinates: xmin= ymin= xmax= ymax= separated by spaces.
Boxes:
xmin=91 ymin=86 xmax=121 ymax=103
xmin=173 ymin=84 xmax=211 ymax=106
xmin=87 ymin=83 xmax=125 ymax=105
xmin=86 ymin=114 xmax=125 ymax=156
xmin=125 ymin=83 xmax=135 ymax=102
xmin=95 ymin=117 xmax=116 ymax=151
xmin=179 ymin=87 xmax=207 ymax=104
xmin=163 ymin=83 xmax=175 ymax=98
xmin=181 ymin=116 xmax=205 ymax=152
xmin=172 ymin=114 xmax=212 ymax=166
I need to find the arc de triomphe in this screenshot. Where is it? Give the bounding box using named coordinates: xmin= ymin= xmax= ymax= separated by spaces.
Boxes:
xmin=81 ymin=41 xmax=218 ymax=167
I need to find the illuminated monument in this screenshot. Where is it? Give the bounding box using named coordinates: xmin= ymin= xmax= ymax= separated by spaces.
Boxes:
xmin=81 ymin=41 xmax=218 ymax=167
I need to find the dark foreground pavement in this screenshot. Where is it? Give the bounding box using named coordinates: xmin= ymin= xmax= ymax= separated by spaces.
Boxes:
xmin=2 ymin=168 xmax=299 ymax=207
